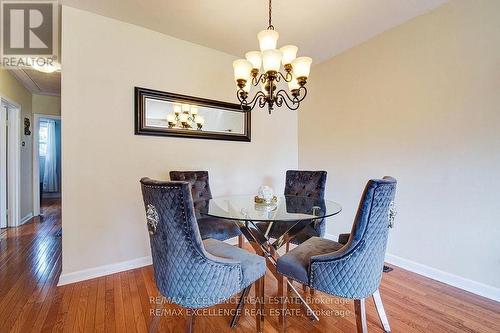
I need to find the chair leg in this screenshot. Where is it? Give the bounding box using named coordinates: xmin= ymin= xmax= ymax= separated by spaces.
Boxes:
xmin=255 ymin=276 xmax=265 ymax=333
xmin=149 ymin=295 xmax=164 ymax=333
xmin=354 ymin=299 xmax=368 ymax=333
xmin=277 ymin=274 xmax=287 ymax=332
xmin=230 ymin=285 xmax=252 ymax=328
xmin=373 ymin=289 xmax=391 ymax=333
xmin=185 ymin=310 xmax=195 ymax=333
xmin=238 ymin=234 xmax=244 ymax=248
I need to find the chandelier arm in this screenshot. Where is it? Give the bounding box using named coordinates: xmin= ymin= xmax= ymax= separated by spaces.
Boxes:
xmin=241 ymin=91 xmax=267 ymax=111
xmin=236 ymin=88 xmax=247 ymax=104
xmin=260 ymin=74 xmax=268 ymax=84
xmin=259 ymin=96 xmax=268 ymax=109
xmin=252 ymin=73 xmax=267 ymax=86
xmin=277 ymin=71 xmax=293 ymax=83
xmin=296 ymin=86 xmax=308 ymax=102
xmin=275 ymin=90 xmax=301 ymax=110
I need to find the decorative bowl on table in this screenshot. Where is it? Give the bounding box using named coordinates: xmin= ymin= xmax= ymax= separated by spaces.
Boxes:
xmin=254 ymin=185 xmax=277 ymax=205
xmin=254 ymin=195 xmax=278 ymax=205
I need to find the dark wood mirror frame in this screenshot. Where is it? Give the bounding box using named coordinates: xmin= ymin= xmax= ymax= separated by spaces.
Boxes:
xmin=134 ymin=87 xmax=251 ymax=142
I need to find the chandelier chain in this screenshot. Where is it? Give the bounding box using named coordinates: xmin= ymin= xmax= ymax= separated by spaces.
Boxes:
xmin=268 ymin=0 xmax=274 ymax=30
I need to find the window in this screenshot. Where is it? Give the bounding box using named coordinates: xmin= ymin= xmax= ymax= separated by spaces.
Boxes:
xmin=39 ymin=122 xmax=48 ymax=156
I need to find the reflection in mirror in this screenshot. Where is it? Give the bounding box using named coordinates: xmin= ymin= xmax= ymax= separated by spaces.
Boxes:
xmin=135 ymin=87 xmax=250 ymax=142
xmin=144 ymin=98 xmax=245 ymax=135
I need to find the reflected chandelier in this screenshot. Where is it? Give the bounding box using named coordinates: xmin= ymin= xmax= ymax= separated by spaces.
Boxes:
xmin=233 ymin=0 xmax=312 ymax=114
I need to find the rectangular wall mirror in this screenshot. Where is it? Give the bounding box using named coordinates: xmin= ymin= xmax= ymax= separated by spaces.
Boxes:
xmin=135 ymin=87 xmax=251 ymax=142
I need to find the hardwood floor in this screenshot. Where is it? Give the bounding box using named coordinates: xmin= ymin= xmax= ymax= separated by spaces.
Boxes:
xmin=1 ymin=200 xmax=499 ymax=332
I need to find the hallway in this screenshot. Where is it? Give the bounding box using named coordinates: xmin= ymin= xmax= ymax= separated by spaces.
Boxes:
xmin=0 ymin=199 xmax=61 ymax=332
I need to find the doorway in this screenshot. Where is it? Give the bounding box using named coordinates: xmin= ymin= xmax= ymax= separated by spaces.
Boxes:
xmin=33 ymin=114 xmax=61 ymax=216
xmin=0 ymin=98 xmax=21 ymax=228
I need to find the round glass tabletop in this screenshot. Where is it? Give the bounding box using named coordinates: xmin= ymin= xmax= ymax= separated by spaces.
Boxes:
xmin=203 ymin=195 xmax=342 ymax=222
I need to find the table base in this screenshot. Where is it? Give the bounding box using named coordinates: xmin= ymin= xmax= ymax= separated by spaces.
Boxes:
xmin=230 ymin=219 xmax=320 ymax=326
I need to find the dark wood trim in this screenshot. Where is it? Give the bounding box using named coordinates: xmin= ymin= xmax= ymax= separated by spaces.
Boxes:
xmin=134 ymin=87 xmax=251 ymax=142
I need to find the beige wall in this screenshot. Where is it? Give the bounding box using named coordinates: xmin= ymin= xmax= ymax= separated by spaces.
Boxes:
xmin=32 ymin=94 xmax=61 ymax=116
xmin=0 ymin=69 xmax=33 ymax=219
xmin=60 ymin=7 xmax=298 ymax=278
xmin=299 ymin=0 xmax=500 ymax=289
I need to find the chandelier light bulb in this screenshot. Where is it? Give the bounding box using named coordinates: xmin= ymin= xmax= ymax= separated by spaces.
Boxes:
xmin=280 ymin=45 xmax=298 ymax=65
xmin=257 ymin=29 xmax=279 ymax=51
xmin=245 ymin=51 xmax=262 ymax=70
xmin=233 ymin=59 xmax=253 ymax=81
xmin=190 ymin=106 xmax=198 ymax=115
xmin=262 ymin=49 xmax=282 ymax=73
xmin=181 ymin=104 xmax=190 ymax=113
xmin=292 ymin=57 xmax=312 ymax=78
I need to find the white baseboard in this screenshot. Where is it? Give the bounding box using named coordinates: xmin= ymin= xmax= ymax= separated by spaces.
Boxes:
xmin=20 ymin=212 xmax=33 ymax=225
xmin=57 ymin=237 xmax=243 ymax=286
xmin=324 ymin=233 xmax=500 ymax=302
xmin=385 ymin=253 xmax=500 ymax=302
xmin=57 ymin=256 xmax=152 ymax=286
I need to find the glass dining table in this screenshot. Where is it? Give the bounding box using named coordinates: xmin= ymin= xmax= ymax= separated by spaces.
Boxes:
xmin=202 ymin=195 xmax=342 ymax=324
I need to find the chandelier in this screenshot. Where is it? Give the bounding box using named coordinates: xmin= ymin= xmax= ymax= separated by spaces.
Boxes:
xmin=166 ymin=104 xmax=205 ymax=130
xmin=232 ymin=0 xmax=312 ymax=114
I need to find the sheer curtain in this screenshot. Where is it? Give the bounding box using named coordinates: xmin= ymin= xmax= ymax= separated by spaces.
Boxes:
xmin=43 ymin=120 xmax=58 ymax=192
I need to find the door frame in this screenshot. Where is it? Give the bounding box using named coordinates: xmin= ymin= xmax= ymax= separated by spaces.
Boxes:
xmin=33 ymin=114 xmax=61 ymax=216
xmin=0 ymin=102 xmax=7 ymax=228
xmin=0 ymin=97 xmax=21 ymax=228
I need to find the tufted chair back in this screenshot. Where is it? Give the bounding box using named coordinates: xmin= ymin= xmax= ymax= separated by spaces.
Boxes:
xmin=140 ymin=178 xmax=242 ymax=308
xmin=281 ymin=170 xmax=328 ymax=240
xmin=170 ymin=171 xmax=212 ymax=218
xmin=284 ymin=170 xmax=327 ymax=199
xmin=169 ymin=171 xmax=212 ymax=202
xmin=309 ymin=177 xmax=397 ymax=299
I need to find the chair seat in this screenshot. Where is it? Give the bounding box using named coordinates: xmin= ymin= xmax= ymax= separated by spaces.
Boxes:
xmin=276 ymin=237 xmax=344 ymax=284
xmin=197 ymin=217 xmax=241 ymax=241
xmin=203 ymin=238 xmax=266 ymax=289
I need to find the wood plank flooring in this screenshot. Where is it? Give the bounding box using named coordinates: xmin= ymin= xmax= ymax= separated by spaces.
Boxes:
xmin=0 ymin=199 xmax=499 ymax=332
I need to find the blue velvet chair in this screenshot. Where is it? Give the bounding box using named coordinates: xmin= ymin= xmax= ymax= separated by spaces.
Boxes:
xmin=276 ymin=177 xmax=397 ymax=333
xmin=140 ymin=178 xmax=266 ymax=332
xmin=169 ymin=171 xmax=244 ymax=247
xmin=264 ymin=170 xmax=327 ymax=246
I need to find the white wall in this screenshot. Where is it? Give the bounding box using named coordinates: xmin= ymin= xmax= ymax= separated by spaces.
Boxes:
xmin=32 ymin=94 xmax=61 ymax=116
xmin=0 ymin=69 xmax=33 ymax=221
xmin=60 ymin=7 xmax=298 ymax=280
xmin=299 ymin=0 xmax=500 ymax=294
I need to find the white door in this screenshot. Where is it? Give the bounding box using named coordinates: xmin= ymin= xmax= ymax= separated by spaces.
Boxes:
xmin=0 ymin=103 xmax=7 ymax=228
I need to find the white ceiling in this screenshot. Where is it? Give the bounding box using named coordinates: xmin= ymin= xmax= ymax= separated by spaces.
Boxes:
xmin=12 ymin=0 xmax=447 ymax=95
xmin=60 ymin=0 xmax=448 ymax=64
xmin=9 ymin=69 xmax=61 ymax=96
